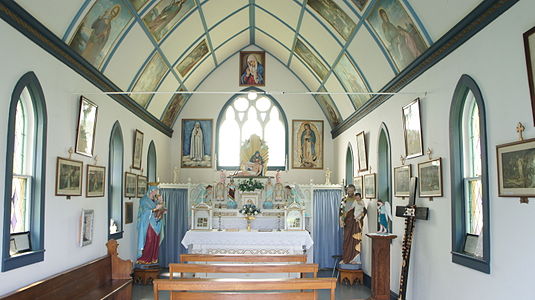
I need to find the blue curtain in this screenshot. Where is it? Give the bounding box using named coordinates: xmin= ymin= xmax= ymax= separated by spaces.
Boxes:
xmin=313 ymin=189 xmax=342 ymax=269
xmin=159 ymin=188 xmax=189 ymax=268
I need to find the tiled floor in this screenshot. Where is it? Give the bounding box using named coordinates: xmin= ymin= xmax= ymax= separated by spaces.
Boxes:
xmin=134 ymin=270 xmax=371 ymax=300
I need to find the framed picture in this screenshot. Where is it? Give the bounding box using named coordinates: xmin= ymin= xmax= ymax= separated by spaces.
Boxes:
xmin=353 ymin=176 xmax=363 ymax=196
xmin=137 ymin=175 xmax=147 ymax=197
xmin=284 ymin=202 xmax=306 ymax=231
xmin=418 ymin=158 xmax=443 ymax=197
xmin=132 ymin=129 xmax=144 ymax=170
xmin=80 ymin=209 xmax=94 ymax=247
xmin=523 ymin=26 xmax=535 ymax=125
xmin=125 ymin=202 xmax=133 ymax=224
xmin=364 ymin=173 xmax=376 ymax=199
xmin=496 ymin=138 xmax=535 ymax=197
xmin=75 ymin=96 xmax=98 ymax=157
xmin=86 ymin=165 xmax=105 ymax=197
xmin=356 ymin=131 xmax=368 ymax=171
xmin=394 ymin=165 xmax=412 ymax=197
xmin=191 ymin=202 xmax=213 ymax=230
xmin=402 ymin=98 xmax=424 ymax=159
xmin=124 ymin=172 xmax=137 ymax=198
xmin=292 ymin=120 xmax=324 ymax=169
xmin=239 ymin=51 xmax=265 ymax=86
xmin=56 ymin=157 xmax=83 ymax=196
xmin=182 ymin=119 xmax=213 ymax=168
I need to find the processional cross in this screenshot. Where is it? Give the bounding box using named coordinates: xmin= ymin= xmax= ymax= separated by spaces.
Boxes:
xmin=395 ymin=177 xmax=429 ymax=300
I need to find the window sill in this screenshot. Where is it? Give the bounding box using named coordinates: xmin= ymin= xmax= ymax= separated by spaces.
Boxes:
xmin=451 ymin=251 xmax=489 ymax=274
xmin=2 ymin=249 xmax=45 ymax=272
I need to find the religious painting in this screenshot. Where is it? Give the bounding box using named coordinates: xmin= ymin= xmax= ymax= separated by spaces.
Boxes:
xmin=356 ymin=131 xmax=368 ymax=171
xmin=402 ymin=98 xmax=423 ymax=159
xmin=69 ymin=0 xmax=133 ymax=69
xmin=239 ymin=51 xmax=266 ymax=87
xmin=394 ymin=165 xmax=411 ymax=197
xmin=496 ymin=138 xmax=535 ymax=197
xmin=161 ymin=90 xmax=189 ymax=127
xmin=418 ymin=158 xmax=442 ymax=197
xmin=292 ymin=120 xmax=324 ymax=169
xmin=294 ymin=39 xmax=329 ymax=81
xmin=181 ymin=119 xmax=213 ymax=168
xmin=132 ymin=129 xmax=144 ymax=170
xmin=130 ymin=52 xmax=169 ymax=107
xmin=352 ymin=0 xmax=369 ymax=11
xmin=142 ymin=0 xmax=196 ymax=42
xmin=86 ymin=165 xmax=105 ymax=197
xmin=75 ymin=96 xmax=98 ymax=157
xmin=364 ymin=173 xmax=376 ymax=199
xmin=124 ymin=172 xmax=137 ymax=197
xmin=176 ymin=39 xmax=210 ymax=77
xmin=314 ymin=88 xmax=341 ymax=128
xmin=129 ymin=0 xmax=150 ymax=12
xmin=307 ymin=0 xmax=356 ymax=41
xmin=353 ymin=176 xmax=363 ymax=196
xmin=367 ymin=0 xmax=428 ymax=71
xmin=80 ymin=209 xmax=94 ymax=247
xmin=137 ymin=175 xmax=147 ymax=197
xmin=334 ymin=54 xmax=370 ymax=109
xmin=523 ymin=26 xmax=535 ymax=126
xmin=125 ymin=202 xmax=133 ymax=224
xmin=56 ymin=157 xmax=83 ymax=196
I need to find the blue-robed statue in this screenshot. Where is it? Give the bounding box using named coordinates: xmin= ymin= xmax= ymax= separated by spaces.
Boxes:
xmin=136 ymin=182 xmax=166 ymax=265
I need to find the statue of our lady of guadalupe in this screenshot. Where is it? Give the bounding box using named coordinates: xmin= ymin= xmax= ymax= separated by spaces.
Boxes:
xmin=339 ymin=184 xmax=367 ymax=265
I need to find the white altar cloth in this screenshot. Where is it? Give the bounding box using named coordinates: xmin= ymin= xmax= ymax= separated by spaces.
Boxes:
xmin=181 ymin=230 xmax=313 ymax=257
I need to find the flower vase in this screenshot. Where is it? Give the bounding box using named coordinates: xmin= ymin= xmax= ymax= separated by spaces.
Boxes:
xmin=245 ymin=215 xmax=255 ymax=231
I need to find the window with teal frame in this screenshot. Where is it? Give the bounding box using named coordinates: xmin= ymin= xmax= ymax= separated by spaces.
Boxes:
xmin=108 ymin=121 xmax=124 ymax=240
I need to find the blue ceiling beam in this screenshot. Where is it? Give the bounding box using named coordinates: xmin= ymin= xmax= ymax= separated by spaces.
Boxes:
xmin=195 ymin=0 xmax=218 ymax=66
xmin=287 ymin=0 xmax=307 ymax=67
xmin=249 ymin=0 xmax=255 ymax=44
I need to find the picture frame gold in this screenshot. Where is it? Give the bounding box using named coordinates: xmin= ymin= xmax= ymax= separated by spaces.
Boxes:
xmin=124 ymin=172 xmax=137 ymax=198
xmin=523 ymin=26 xmax=535 ymax=125
xmin=418 ymin=158 xmax=443 ymax=197
xmin=75 ymin=96 xmax=98 ymax=157
xmin=356 ymin=131 xmax=368 ymax=171
xmin=239 ymin=51 xmax=266 ymax=87
xmin=56 ymin=157 xmax=83 ymax=196
xmin=80 ymin=209 xmax=94 ymax=247
xmin=86 ymin=165 xmax=105 ymax=197
xmin=496 ymin=138 xmax=535 ymax=197
xmin=132 ymin=129 xmax=144 ymax=170
xmin=394 ymin=165 xmax=412 ymax=197
xmin=137 ymin=175 xmax=147 ymax=197
xmin=364 ymin=173 xmax=376 ymax=199
xmin=402 ymin=98 xmax=424 ymax=159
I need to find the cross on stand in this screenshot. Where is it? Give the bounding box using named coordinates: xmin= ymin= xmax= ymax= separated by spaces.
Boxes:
xmin=395 ymin=177 xmax=429 ymax=300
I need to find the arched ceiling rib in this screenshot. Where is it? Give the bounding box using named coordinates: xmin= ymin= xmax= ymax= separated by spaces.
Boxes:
xmin=13 ymin=0 xmax=484 ymax=130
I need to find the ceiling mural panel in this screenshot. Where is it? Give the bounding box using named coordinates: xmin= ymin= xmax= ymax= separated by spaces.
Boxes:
xmin=350 ymin=0 xmax=371 ymax=12
xmin=201 ymin=0 xmax=248 ymax=29
xmin=333 ymin=54 xmax=370 ymax=109
xmin=299 ymin=12 xmax=342 ymax=65
xmin=214 ymin=30 xmax=250 ymax=63
xmin=141 ymin=0 xmax=196 ymax=43
xmin=183 ymin=57 xmax=216 ymax=90
xmin=146 ymin=72 xmax=180 ymax=116
xmin=160 ymin=11 xmax=204 ymax=63
xmin=256 ymin=9 xmax=295 ymax=47
xmin=130 ymin=51 xmax=169 ymax=107
xmin=208 ymin=9 xmax=249 ymax=49
xmin=256 ymin=0 xmax=302 ymax=28
xmin=314 ymin=87 xmax=342 ymax=129
xmin=176 ymin=39 xmax=210 ymax=78
xmin=306 ymin=0 xmax=356 ymax=42
xmin=128 ymin=0 xmax=151 ymax=12
xmin=324 ymin=75 xmax=355 ymax=120
xmin=160 ymin=90 xmax=190 ymax=127
xmin=294 ymin=38 xmax=329 ymax=82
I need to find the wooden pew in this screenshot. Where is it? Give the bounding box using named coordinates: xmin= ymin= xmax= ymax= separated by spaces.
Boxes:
xmin=180 ymin=254 xmax=308 ymax=263
xmin=153 ymin=277 xmax=337 ymax=300
xmin=169 ymin=263 xmax=319 ymax=279
xmin=0 ymin=240 xmax=132 ymax=300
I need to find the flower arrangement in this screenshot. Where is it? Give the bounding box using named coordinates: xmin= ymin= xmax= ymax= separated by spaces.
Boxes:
xmin=239 ymin=204 xmax=261 ymax=217
xmin=237 ymin=178 xmax=264 ymax=192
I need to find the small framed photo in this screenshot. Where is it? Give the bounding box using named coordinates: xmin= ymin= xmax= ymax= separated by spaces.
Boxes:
xmin=56 ymin=157 xmax=83 ymax=196
xmin=418 ymin=158 xmax=443 ymax=197
xmin=80 ymin=209 xmax=94 ymax=247
xmin=86 ymin=165 xmax=105 ymax=197
xmin=239 ymin=51 xmax=266 ymax=86
xmin=75 ymin=96 xmax=98 ymax=157
xmin=496 ymin=138 xmax=535 ymax=197
xmin=523 ymin=26 xmax=535 ymax=125
xmin=124 ymin=172 xmax=137 ymax=198
xmin=353 ymin=176 xmax=363 ymax=196
xmin=394 ymin=165 xmax=412 ymax=197
xmin=364 ymin=173 xmax=376 ymax=199
xmin=125 ymin=202 xmax=134 ymax=224
xmin=356 ymin=131 xmax=368 ymax=171
xmin=402 ymin=98 xmax=424 ymax=159
xmin=132 ymin=129 xmax=144 ymax=170
xmin=137 ymin=175 xmax=147 ymax=197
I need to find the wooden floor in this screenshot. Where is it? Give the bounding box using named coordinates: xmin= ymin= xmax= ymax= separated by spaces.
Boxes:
xmin=134 ymin=270 xmax=371 ymax=300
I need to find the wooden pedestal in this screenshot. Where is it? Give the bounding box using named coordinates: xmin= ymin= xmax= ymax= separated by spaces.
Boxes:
xmin=133 ymin=267 xmax=160 ymax=285
xmin=366 ymin=233 xmax=397 ymax=300
xmin=338 ymin=268 xmax=363 ymax=286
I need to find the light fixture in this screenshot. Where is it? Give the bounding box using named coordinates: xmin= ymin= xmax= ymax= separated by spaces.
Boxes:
xmin=247 ymin=91 xmax=258 ymax=100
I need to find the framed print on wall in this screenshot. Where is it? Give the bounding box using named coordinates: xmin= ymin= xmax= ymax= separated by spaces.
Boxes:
xmin=356 ymin=131 xmax=368 ymax=171
xmin=182 ymin=119 xmax=213 ymax=168
xmin=292 ymin=120 xmax=324 ymax=169
xmin=496 ymin=138 xmax=535 ymax=197
xmin=523 ymin=26 xmax=535 ymax=125
xmin=75 ymin=96 xmax=98 ymax=157
xmin=418 ymin=158 xmax=443 ymax=197
xmin=364 ymin=173 xmax=376 ymax=199
xmin=137 ymin=175 xmax=147 ymax=197
xmin=353 ymin=176 xmax=363 ymax=196
xmin=125 ymin=202 xmax=133 ymax=224
xmin=402 ymin=98 xmax=424 ymax=159
xmin=56 ymin=157 xmax=83 ymax=196
xmin=239 ymin=51 xmax=265 ymax=86
xmin=394 ymin=165 xmax=412 ymax=197
xmin=124 ymin=172 xmax=137 ymax=198
xmin=132 ymin=129 xmax=144 ymax=170
xmin=80 ymin=209 xmax=94 ymax=247
xmin=86 ymin=165 xmax=105 ymax=197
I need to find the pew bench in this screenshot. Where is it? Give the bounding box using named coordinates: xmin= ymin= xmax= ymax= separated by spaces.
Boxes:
xmin=179 ymin=254 xmax=308 ymax=263
xmin=169 ymin=263 xmax=319 ymax=279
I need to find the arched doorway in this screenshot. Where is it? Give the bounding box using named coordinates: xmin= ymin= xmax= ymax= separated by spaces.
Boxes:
xmin=377 ymin=123 xmax=392 ymax=232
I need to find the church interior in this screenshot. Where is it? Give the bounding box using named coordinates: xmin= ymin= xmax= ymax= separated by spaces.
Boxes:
xmin=0 ymin=0 xmax=534 ymax=299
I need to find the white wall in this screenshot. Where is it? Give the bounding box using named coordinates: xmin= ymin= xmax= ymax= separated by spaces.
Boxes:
xmin=334 ymin=1 xmax=535 ymax=299
xmin=171 ymin=46 xmax=335 ymax=185
xmin=0 ymin=20 xmax=173 ymax=294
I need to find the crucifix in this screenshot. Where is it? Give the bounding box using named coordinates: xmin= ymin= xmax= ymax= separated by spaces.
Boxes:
xmin=395 ymin=177 xmax=429 ymax=300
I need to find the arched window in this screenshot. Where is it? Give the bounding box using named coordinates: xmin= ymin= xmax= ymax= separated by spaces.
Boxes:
xmin=3 ymin=72 xmax=47 ymax=271
xmin=108 ymin=121 xmax=124 ymax=240
xmin=345 ymin=144 xmax=354 ymax=185
xmin=147 ymin=141 xmax=157 ymax=182
xmin=449 ymin=74 xmax=490 ymax=273
xmin=217 ymin=89 xmax=288 ymax=170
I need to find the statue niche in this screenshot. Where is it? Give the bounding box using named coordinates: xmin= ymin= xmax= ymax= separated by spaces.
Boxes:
xmin=234 ymin=134 xmax=269 ymax=177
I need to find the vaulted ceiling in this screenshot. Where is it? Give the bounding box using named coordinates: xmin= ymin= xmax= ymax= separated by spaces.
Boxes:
xmin=12 ymin=0 xmax=484 ymax=131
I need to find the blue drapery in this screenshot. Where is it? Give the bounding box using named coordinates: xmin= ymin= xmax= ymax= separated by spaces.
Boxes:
xmin=313 ymin=189 xmax=342 ymax=269
xmin=159 ymin=188 xmax=189 ymax=268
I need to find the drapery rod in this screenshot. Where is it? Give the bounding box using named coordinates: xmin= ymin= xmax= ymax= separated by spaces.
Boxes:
xmin=79 ymin=90 xmax=428 ymax=96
